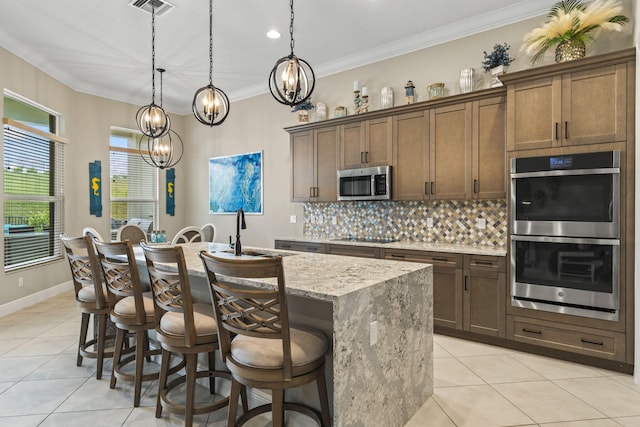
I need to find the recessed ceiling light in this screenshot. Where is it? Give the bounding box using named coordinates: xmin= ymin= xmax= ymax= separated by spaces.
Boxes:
xmin=266 ymin=30 xmax=281 ymax=39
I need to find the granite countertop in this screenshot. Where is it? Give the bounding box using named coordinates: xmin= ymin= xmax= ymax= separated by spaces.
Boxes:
xmin=146 ymin=242 xmax=431 ymax=303
xmin=275 ymin=236 xmax=507 ymax=257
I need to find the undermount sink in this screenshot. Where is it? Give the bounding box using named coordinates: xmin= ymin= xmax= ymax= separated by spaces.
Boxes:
xmin=218 ymin=249 xmax=293 ymax=258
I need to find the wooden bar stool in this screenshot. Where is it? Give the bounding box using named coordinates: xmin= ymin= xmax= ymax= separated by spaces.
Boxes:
xmin=199 ymin=251 xmax=331 ymax=427
xmin=60 ymin=234 xmax=114 ymax=380
xmin=141 ymin=243 xmax=242 ymax=426
xmin=92 ymin=239 xmax=183 ymax=407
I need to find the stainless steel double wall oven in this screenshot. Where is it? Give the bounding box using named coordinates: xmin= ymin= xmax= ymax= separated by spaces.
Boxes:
xmin=510 ymin=151 xmax=620 ymax=321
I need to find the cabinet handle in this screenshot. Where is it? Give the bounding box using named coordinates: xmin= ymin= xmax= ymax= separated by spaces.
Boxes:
xmin=430 ymin=182 xmax=435 ymax=195
xmin=390 ymin=254 xmax=406 ymax=258
xmin=523 ymin=328 xmax=543 ymax=335
xmin=315 ymin=187 xmax=319 ymax=197
xmin=306 ymin=247 xmax=319 ymax=252
xmin=581 ymin=338 xmax=604 ymax=346
xmin=280 ymin=244 xmax=292 ymax=249
xmin=473 ymin=179 xmax=478 ymax=194
xmin=555 ymin=122 xmax=559 ymax=141
xmin=431 ymin=257 xmax=449 ymax=262
xmin=565 ymin=121 xmax=569 ymax=139
xmin=309 ymin=187 xmax=313 ymax=198
xmin=424 ymin=182 xmax=429 ymax=195
xmin=464 ymin=276 xmax=469 ymax=291
xmin=473 ymin=260 xmax=494 ymax=266
xmin=360 ymin=152 xmax=364 ymax=163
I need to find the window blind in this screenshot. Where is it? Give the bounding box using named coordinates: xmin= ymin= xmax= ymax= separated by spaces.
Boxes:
xmin=3 ymin=122 xmax=65 ymax=270
xmin=110 ymin=145 xmax=158 ymax=240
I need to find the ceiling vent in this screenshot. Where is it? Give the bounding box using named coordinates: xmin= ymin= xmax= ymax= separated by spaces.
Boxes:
xmin=128 ymin=0 xmax=174 ymax=17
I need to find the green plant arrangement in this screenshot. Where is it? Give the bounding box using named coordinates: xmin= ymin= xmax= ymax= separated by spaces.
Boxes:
xmin=290 ymin=99 xmax=314 ymax=112
xmin=522 ymin=0 xmax=629 ymax=64
xmin=481 ymin=43 xmax=515 ymax=72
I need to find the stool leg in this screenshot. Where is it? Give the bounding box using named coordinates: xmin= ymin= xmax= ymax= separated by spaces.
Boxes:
xmin=133 ymin=330 xmax=145 ymax=407
xmin=156 ymin=348 xmax=171 ymax=418
xmin=316 ymin=368 xmax=331 ymax=427
xmin=272 ymin=389 xmax=285 ymax=427
xmin=110 ymin=327 xmax=126 ymax=389
xmin=77 ymin=312 xmax=90 ymax=366
xmin=185 ymin=353 xmax=197 ymax=427
xmin=240 ymin=384 xmax=248 ymax=415
xmin=96 ymin=314 xmax=107 ymax=380
xmin=227 ymin=379 xmax=241 ymax=427
xmin=144 ymin=331 xmax=152 ymax=362
xmin=207 ymin=351 xmax=216 ymax=394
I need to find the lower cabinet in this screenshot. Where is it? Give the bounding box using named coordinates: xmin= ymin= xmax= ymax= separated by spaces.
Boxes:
xmin=508 ymin=316 xmax=626 ymax=362
xmin=382 ymin=248 xmax=505 ymax=337
xmin=326 ymin=244 xmax=380 ymax=258
xmin=274 ymin=240 xmax=326 ymax=253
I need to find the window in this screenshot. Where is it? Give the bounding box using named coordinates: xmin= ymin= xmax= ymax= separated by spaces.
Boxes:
xmin=110 ymin=129 xmax=158 ymax=240
xmin=3 ymin=94 xmax=65 ymax=271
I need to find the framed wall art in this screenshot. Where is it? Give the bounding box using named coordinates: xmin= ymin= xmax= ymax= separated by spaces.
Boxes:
xmin=209 ymin=151 xmax=263 ymax=214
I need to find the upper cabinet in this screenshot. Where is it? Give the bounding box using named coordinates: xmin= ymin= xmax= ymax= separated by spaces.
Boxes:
xmin=290 ymin=126 xmax=339 ymax=202
xmin=393 ymin=111 xmax=429 ymax=200
xmin=472 ymin=96 xmax=506 ymax=199
xmin=340 ymin=117 xmax=392 ymax=169
xmin=503 ymin=49 xmax=633 ymax=151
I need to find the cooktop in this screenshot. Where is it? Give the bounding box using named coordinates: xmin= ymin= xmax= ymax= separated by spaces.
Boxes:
xmin=332 ymin=237 xmax=399 ymax=244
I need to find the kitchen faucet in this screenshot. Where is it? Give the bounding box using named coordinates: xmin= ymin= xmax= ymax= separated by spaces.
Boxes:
xmin=235 ymin=208 xmax=246 ymax=256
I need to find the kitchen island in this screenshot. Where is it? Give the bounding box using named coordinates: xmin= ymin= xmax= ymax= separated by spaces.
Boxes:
xmin=149 ymin=242 xmax=433 ymax=427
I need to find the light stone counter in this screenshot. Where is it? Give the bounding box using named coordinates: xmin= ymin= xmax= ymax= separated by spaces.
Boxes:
xmin=141 ymin=242 xmax=434 ymax=427
xmin=276 ymin=236 xmax=507 ymax=256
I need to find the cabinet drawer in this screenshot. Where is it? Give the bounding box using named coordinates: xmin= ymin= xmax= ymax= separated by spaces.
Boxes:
xmin=327 ymin=244 xmax=379 ymax=258
xmin=511 ymin=317 xmax=624 ymax=361
xmin=274 ymin=240 xmax=325 ymax=253
xmin=383 ymin=249 xmax=462 ymax=268
xmin=464 ymin=254 xmax=505 ymax=279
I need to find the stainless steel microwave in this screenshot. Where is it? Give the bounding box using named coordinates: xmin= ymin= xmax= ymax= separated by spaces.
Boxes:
xmin=337 ymin=166 xmax=391 ymax=201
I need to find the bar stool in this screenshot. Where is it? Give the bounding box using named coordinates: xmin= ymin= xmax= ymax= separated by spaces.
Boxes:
xmin=60 ymin=234 xmax=114 ymax=379
xmin=141 ymin=243 xmax=242 ymax=426
xmin=199 ymin=251 xmax=331 ymax=427
xmin=92 ymin=239 xmax=182 ymax=407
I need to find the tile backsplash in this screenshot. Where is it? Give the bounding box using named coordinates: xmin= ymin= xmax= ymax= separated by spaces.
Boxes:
xmin=303 ymin=199 xmax=507 ymax=247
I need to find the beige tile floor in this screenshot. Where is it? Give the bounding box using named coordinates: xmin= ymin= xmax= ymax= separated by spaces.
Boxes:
xmin=0 ymin=291 xmax=639 ymax=426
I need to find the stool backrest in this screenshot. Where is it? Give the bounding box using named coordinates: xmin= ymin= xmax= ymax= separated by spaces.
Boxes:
xmin=94 ymin=239 xmax=148 ymax=325
xmin=199 ymin=251 xmax=293 ymax=379
xmin=60 ymin=234 xmax=109 ymax=310
xmin=116 ymin=224 xmax=147 ymax=244
xmin=140 ymin=243 xmax=198 ymax=346
xmin=200 ymin=223 xmax=217 ymax=242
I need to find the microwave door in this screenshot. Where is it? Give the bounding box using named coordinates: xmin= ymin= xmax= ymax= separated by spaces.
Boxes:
xmin=340 ymin=175 xmax=371 ymax=198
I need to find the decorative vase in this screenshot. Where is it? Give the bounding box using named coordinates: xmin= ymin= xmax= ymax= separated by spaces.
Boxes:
xmin=316 ymin=102 xmax=327 ymax=121
xmin=298 ymin=110 xmax=309 ymax=123
xmin=380 ymin=87 xmax=394 ymax=109
xmin=459 ymin=68 xmax=475 ymax=94
xmin=555 ymin=39 xmax=586 ymax=63
xmin=490 ymin=65 xmax=506 ymax=88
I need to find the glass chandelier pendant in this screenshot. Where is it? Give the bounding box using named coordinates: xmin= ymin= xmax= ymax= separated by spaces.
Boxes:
xmin=269 ymin=0 xmax=315 ymax=107
xmin=136 ymin=5 xmax=169 ymax=138
xmin=139 ymin=68 xmax=183 ymax=169
xmin=192 ymin=0 xmax=229 ymax=126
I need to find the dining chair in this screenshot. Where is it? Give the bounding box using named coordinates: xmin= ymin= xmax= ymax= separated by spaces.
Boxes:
xmin=116 ymin=223 xmax=147 ymax=244
xmin=92 ymin=238 xmax=181 ymax=407
xmin=141 ymin=242 xmax=240 ymax=426
xmin=82 ymin=226 xmax=105 ymax=242
xmin=171 ymin=226 xmax=204 ymax=245
xmin=200 ymin=223 xmax=217 ymax=242
xmin=60 ymin=234 xmax=114 ymax=379
xmin=199 ymin=251 xmax=331 ymax=427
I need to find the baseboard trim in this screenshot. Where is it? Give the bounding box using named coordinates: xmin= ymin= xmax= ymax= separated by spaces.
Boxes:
xmin=0 ymin=281 xmax=73 ymax=318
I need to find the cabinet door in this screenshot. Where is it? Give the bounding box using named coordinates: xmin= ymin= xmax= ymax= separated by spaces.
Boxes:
xmin=290 ymin=130 xmax=314 ymax=201
xmin=434 ymin=266 xmax=463 ymax=330
xmin=463 ymin=255 xmax=505 ymax=337
xmin=315 ymin=127 xmax=339 ymax=201
xmin=340 ymin=122 xmax=365 ymax=169
xmin=472 ymin=96 xmax=506 ymax=199
xmin=365 ymin=117 xmax=393 ymax=166
xmin=327 ymin=244 xmax=379 ymax=258
xmin=393 ymin=111 xmax=429 ymax=200
xmin=430 ymin=103 xmax=472 ymax=200
xmin=506 ymin=76 xmax=561 ymax=151
xmin=561 ymin=63 xmax=627 ymax=146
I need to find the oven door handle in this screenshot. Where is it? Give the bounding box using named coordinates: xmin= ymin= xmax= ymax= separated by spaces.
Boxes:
xmin=511 ymin=235 xmax=620 ymax=245
xmin=511 ymin=167 xmax=619 ymax=179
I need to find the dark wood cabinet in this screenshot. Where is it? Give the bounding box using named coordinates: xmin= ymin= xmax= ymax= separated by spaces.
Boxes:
xmin=327 ymin=244 xmax=380 ymax=258
xmin=463 ymin=254 xmax=506 ymax=337
xmin=290 ymin=126 xmax=339 ymax=202
xmin=472 ymin=96 xmax=506 ymax=199
xmin=393 ymin=111 xmax=429 ymax=200
xmin=340 ymin=117 xmax=392 ymax=169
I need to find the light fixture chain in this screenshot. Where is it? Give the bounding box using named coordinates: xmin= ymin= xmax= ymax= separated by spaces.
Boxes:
xmin=209 ymin=0 xmax=213 ymax=84
xmin=289 ymin=0 xmax=295 ymax=55
xmin=151 ymin=5 xmax=156 ymax=103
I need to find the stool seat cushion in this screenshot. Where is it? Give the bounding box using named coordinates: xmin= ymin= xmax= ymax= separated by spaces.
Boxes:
xmin=230 ymin=327 xmax=327 ymax=369
xmin=113 ymin=292 xmax=154 ymax=322
xmin=159 ymin=303 xmax=216 ymax=340
xmin=77 ymin=284 xmax=108 ymax=302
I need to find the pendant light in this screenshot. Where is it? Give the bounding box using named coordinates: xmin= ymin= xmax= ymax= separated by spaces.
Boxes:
xmin=139 ymin=68 xmax=183 ymax=169
xmin=268 ymin=0 xmax=315 ymax=107
xmin=192 ymin=0 xmax=229 ymax=126
xmin=136 ymin=5 xmax=170 ymax=138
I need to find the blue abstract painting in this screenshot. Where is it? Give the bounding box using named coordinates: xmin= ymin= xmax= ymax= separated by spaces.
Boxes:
xmin=209 ymin=151 xmax=263 ymax=214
